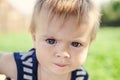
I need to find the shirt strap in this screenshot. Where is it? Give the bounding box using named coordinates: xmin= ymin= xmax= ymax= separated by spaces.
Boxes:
xmin=71 ymin=67 xmax=89 ymax=80
xmin=14 ymin=48 xmax=38 ymax=80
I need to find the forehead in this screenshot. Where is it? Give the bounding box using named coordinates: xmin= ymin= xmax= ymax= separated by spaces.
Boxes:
xmin=36 ymin=9 xmax=93 ymax=39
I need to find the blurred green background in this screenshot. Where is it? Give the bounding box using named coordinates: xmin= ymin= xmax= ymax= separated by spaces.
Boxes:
xmin=0 ymin=0 xmax=120 ymax=80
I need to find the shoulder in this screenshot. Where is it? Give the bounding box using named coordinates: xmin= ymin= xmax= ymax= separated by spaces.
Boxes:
xmin=0 ymin=52 xmax=17 ymax=79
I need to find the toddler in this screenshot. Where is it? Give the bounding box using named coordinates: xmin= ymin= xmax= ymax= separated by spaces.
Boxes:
xmin=0 ymin=0 xmax=101 ymax=80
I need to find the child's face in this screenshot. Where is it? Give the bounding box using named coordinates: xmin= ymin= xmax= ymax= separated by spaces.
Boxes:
xmin=33 ymin=10 xmax=92 ymax=75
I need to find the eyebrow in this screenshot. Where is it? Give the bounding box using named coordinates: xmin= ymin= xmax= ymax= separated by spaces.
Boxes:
xmin=42 ymin=35 xmax=55 ymax=38
xmin=74 ymin=37 xmax=90 ymax=45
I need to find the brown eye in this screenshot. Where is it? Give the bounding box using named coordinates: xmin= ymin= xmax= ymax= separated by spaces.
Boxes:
xmin=46 ymin=39 xmax=57 ymax=45
xmin=71 ymin=42 xmax=81 ymax=47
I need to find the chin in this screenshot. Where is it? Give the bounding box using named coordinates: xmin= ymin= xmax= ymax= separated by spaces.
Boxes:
xmin=50 ymin=68 xmax=71 ymax=75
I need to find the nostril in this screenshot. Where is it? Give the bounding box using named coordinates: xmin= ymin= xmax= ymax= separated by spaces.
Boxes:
xmin=55 ymin=52 xmax=70 ymax=58
xmin=64 ymin=55 xmax=70 ymax=58
xmin=55 ymin=53 xmax=61 ymax=57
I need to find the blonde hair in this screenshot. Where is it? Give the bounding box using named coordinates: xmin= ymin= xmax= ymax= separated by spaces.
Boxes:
xmin=30 ymin=0 xmax=101 ymax=40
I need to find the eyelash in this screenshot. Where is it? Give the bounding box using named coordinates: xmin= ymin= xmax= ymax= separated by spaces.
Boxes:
xmin=45 ymin=38 xmax=82 ymax=47
xmin=45 ymin=38 xmax=57 ymax=45
xmin=71 ymin=42 xmax=81 ymax=47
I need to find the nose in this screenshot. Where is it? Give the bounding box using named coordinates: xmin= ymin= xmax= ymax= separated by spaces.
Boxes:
xmin=55 ymin=50 xmax=70 ymax=58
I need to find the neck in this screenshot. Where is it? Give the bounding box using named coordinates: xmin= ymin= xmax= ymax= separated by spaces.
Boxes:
xmin=38 ymin=65 xmax=71 ymax=80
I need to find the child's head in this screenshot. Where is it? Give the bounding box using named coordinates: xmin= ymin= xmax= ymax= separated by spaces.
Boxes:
xmin=30 ymin=0 xmax=101 ymax=75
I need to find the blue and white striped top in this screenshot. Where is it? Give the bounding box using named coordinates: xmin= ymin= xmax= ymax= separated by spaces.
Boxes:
xmin=14 ymin=48 xmax=89 ymax=80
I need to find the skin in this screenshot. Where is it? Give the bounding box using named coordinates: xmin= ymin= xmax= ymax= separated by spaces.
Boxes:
xmin=0 ymin=52 xmax=17 ymax=79
xmin=0 ymin=9 xmax=93 ymax=80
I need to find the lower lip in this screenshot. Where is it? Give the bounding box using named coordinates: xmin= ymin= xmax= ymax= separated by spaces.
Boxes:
xmin=54 ymin=63 xmax=67 ymax=67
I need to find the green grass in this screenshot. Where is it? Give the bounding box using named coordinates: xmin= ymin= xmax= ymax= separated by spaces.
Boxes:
xmin=0 ymin=32 xmax=33 ymax=52
xmin=0 ymin=27 xmax=120 ymax=80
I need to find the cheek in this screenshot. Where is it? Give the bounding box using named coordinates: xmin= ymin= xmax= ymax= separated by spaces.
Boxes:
xmin=78 ymin=53 xmax=87 ymax=64
xmin=71 ymin=47 xmax=89 ymax=67
xmin=35 ymin=40 xmax=55 ymax=58
xmin=35 ymin=45 xmax=51 ymax=65
xmin=72 ymin=54 xmax=87 ymax=67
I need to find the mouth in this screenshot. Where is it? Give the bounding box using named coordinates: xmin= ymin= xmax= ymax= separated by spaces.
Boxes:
xmin=54 ymin=63 xmax=68 ymax=67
